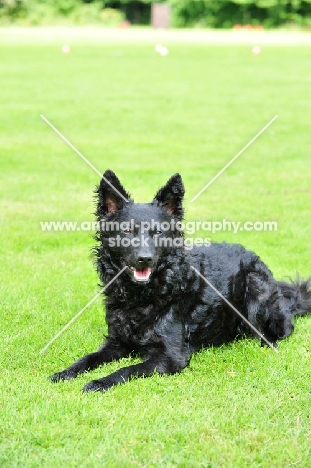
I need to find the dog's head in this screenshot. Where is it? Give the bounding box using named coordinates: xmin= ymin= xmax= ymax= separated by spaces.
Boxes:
xmin=95 ymin=170 xmax=185 ymax=283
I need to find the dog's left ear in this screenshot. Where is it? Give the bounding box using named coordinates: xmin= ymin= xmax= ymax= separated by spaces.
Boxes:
xmin=95 ymin=169 xmax=132 ymax=217
xmin=153 ymin=173 xmax=185 ymax=218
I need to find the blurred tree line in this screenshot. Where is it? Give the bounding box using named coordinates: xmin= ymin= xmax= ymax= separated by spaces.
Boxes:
xmin=1 ymin=0 xmax=311 ymax=27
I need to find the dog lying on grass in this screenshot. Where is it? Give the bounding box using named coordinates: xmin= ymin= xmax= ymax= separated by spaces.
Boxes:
xmin=51 ymin=170 xmax=311 ymax=392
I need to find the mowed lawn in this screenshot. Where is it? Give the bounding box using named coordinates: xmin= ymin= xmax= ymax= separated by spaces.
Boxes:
xmin=1 ymin=30 xmax=311 ymax=467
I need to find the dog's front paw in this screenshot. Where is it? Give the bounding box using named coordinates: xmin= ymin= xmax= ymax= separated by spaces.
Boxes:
xmin=49 ymin=369 xmax=77 ymax=382
xmin=82 ymin=379 xmax=110 ymax=393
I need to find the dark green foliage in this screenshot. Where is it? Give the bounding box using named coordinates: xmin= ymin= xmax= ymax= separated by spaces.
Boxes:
xmin=0 ymin=0 xmax=124 ymax=25
xmin=168 ymin=0 xmax=311 ymax=28
xmin=1 ymin=0 xmax=311 ymax=27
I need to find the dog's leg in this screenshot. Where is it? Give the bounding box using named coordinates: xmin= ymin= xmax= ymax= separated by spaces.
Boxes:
xmin=50 ymin=340 xmax=130 ymax=382
xmin=82 ymin=352 xmax=189 ymax=393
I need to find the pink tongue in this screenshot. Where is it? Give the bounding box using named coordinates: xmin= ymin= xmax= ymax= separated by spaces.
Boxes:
xmin=134 ymin=267 xmax=151 ymax=280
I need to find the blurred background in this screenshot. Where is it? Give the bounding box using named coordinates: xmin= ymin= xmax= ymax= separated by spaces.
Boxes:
xmin=1 ymin=0 xmax=311 ymax=29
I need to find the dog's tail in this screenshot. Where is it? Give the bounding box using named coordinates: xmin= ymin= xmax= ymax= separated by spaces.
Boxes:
xmin=277 ymin=276 xmax=311 ymax=317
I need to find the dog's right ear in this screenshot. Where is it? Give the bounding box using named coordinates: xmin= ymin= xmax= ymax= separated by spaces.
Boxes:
xmin=95 ymin=170 xmax=131 ymax=216
xmin=153 ymin=173 xmax=185 ymax=219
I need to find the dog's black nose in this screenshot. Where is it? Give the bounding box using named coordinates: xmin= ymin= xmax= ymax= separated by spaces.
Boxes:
xmin=138 ymin=256 xmax=152 ymax=265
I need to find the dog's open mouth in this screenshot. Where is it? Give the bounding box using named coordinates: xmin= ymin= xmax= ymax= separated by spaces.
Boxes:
xmin=130 ymin=267 xmax=152 ymax=282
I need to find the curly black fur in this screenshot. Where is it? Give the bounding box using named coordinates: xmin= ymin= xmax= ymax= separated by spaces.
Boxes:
xmin=50 ymin=170 xmax=311 ymax=392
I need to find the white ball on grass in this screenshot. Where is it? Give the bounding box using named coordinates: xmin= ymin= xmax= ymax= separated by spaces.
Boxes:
xmin=62 ymin=44 xmax=70 ymax=54
xmin=252 ymin=45 xmax=261 ymax=55
xmin=155 ymin=44 xmax=169 ymax=56
xmin=160 ymin=46 xmax=169 ymax=56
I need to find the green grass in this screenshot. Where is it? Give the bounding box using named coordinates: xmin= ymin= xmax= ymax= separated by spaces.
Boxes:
xmin=1 ymin=32 xmax=311 ymax=467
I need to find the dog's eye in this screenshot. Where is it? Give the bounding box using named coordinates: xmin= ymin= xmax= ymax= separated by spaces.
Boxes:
xmin=123 ymin=229 xmax=132 ymax=235
xmin=153 ymin=230 xmax=162 ymax=236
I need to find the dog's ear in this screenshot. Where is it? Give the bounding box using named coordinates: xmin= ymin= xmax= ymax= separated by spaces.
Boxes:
xmin=153 ymin=173 xmax=185 ymax=218
xmin=96 ymin=170 xmax=131 ymax=216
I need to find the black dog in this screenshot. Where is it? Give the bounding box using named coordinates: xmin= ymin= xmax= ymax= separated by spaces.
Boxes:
xmin=51 ymin=170 xmax=311 ymax=392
